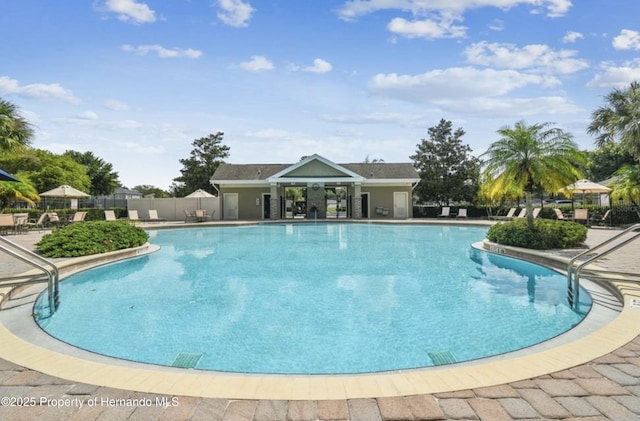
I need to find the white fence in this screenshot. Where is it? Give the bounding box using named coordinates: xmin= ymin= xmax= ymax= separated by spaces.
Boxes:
xmin=126 ymin=197 xmax=220 ymax=221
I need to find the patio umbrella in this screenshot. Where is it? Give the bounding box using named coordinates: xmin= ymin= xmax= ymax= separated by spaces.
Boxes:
xmin=40 ymin=185 xmax=90 ymax=209
xmin=0 ymin=167 xmax=19 ymax=182
xmin=185 ymin=189 xmax=216 ymax=210
xmin=560 ymin=179 xmax=612 ymax=208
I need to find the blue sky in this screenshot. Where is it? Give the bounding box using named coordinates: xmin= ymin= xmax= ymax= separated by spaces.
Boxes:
xmin=2 ymin=0 xmax=640 ymax=190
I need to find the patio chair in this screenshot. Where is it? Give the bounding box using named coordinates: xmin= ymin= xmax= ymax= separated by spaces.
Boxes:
xmin=514 ymin=208 xmax=527 ymax=219
xmin=438 ymin=206 xmax=450 ymax=217
xmin=13 ymin=213 xmax=29 ymax=234
xmin=147 ymin=210 xmax=166 ymax=223
xmin=456 ymin=208 xmax=468 ymax=218
xmin=553 ymin=208 xmax=568 ymax=221
xmin=573 ymin=208 xmax=589 ymax=225
xmin=47 ymin=212 xmax=62 ymax=228
xmin=195 ymin=209 xmax=207 ymax=222
xmin=532 ymin=208 xmax=541 ymax=219
xmin=104 ymin=210 xmax=117 ymax=221
xmin=184 ymin=209 xmax=197 ymax=223
xmin=0 ymin=214 xmax=15 ymax=235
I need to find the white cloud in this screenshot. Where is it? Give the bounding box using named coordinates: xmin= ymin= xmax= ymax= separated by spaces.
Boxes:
xmin=217 ymin=0 xmax=255 ymax=27
xmin=387 ymin=16 xmax=467 ymax=39
xmin=103 ymin=0 xmax=156 ymax=24
xmin=104 ymin=99 xmax=130 ymax=111
xmin=337 ymin=0 xmax=573 ymax=21
xmin=77 ymin=110 xmax=99 ymax=120
xmin=368 ymin=67 xmax=558 ymax=102
xmin=587 ymin=60 xmax=640 ymax=88
xmin=239 ymin=55 xmax=274 ymax=72
xmin=612 ymin=29 xmax=640 ymax=50
xmin=303 ymin=59 xmax=333 ymax=74
xmin=0 ymin=76 xmax=80 ymax=103
xmin=488 ymin=19 xmax=504 ymax=31
xmin=562 ymin=31 xmax=583 ymax=43
xmin=440 ymin=96 xmax=581 ymax=116
xmin=464 ymin=41 xmax=588 ymax=74
xmin=121 ymin=44 xmax=203 ymax=59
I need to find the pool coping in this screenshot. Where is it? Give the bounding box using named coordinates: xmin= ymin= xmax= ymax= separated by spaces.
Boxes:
xmin=1 ymin=224 xmax=640 ymax=400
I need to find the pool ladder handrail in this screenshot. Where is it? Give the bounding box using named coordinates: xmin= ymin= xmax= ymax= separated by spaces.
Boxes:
xmin=567 ymin=223 xmax=640 ymax=309
xmin=0 ymin=235 xmax=59 ymax=315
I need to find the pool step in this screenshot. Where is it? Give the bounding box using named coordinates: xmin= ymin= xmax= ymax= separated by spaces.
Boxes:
xmin=428 ymin=351 xmax=457 ymax=366
xmin=172 ymin=352 xmax=203 ymax=368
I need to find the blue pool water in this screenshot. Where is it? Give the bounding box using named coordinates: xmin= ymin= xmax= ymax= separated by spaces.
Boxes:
xmin=36 ymin=223 xmax=591 ymax=374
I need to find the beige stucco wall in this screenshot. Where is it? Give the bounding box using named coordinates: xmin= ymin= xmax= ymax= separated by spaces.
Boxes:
xmin=363 ymin=186 xmax=414 ymax=219
xmin=231 ymin=187 xmax=270 ymax=220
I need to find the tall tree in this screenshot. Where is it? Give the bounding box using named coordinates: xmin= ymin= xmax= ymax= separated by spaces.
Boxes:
xmin=481 ymin=121 xmax=585 ymax=228
xmin=0 ymin=98 xmax=33 ymax=151
xmin=588 ymin=81 xmax=640 ymax=161
xmin=133 ymin=184 xmax=169 ymax=198
xmin=410 ymin=119 xmax=480 ymax=205
xmin=585 ymin=142 xmax=636 ymax=182
xmin=0 ymin=148 xmax=91 ymax=193
xmin=172 ymin=132 xmax=230 ymax=197
xmin=63 ymin=150 xmax=120 ymax=196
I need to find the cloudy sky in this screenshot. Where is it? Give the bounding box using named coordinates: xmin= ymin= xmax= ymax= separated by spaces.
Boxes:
xmin=3 ymin=0 xmax=640 ymax=189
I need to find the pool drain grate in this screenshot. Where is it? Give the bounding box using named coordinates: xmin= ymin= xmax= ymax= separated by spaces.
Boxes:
xmin=428 ymin=351 xmax=457 ymax=366
xmin=172 ymin=352 xmax=203 ymax=368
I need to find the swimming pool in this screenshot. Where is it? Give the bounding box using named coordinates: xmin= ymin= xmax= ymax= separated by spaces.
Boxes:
xmin=35 ymin=223 xmax=591 ymax=374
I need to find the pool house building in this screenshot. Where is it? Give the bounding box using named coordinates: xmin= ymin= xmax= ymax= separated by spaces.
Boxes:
xmin=210 ymin=154 xmax=420 ymax=221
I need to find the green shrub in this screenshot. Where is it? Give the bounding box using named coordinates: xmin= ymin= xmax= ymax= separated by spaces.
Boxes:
xmin=35 ymin=221 xmax=149 ymax=257
xmin=486 ymin=219 xmax=587 ymax=249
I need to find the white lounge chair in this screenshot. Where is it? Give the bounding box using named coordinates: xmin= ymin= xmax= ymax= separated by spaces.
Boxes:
xmin=573 ymin=208 xmax=589 ymax=225
xmin=553 ymin=208 xmax=567 ymax=221
xmin=489 ymin=207 xmax=517 ymax=221
xmin=456 ymin=208 xmax=468 ymax=218
xmin=104 ymin=210 xmax=117 ymax=221
xmin=514 ymin=208 xmax=527 ymax=219
xmin=438 ymin=207 xmax=450 ymax=217
xmin=147 ymin=210 xmax=166 ymax=222
xmin=127 ymin=210 xmax=140 ymax=221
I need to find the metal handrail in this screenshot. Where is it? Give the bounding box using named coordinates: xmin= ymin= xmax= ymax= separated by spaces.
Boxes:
xmin=0 ymin=236 xmax=59 ymax=315
xmin=567 ymin=223 xmax=640 ymax=308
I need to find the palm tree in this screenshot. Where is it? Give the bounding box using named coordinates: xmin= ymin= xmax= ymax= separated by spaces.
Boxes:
xmin=0 ymin=174 xmax=40 ymax=210
xmin=609 ymin=164 xmax=640 ymax=206
xmin=587 ymin=81 xmax=640 ymax=161
xmin=0 ymin=98 xmax=34 ymax=151
xmin=481 ymin=121 xmax=585 ymax=229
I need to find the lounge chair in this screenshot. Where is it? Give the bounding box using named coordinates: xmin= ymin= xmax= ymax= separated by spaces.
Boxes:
xmin=69 ymin=211 xmax=87 ymax=223
xmin=438 ymin=207 xmax=450 ymax=217
xmin=104 ymin=210 xmax=117 ymax=221
xmin=573 ymin=209 xmax=589 ymax=225
xmin=514 ymin=208 xmax=527 ymax=219
xmin=532 ymin=208 xmax=541 ymax=219
xmin=489 ymin=207 xmax=517 ymax=221
xmin=26 ymin=213 xmax=48 ymax=232
xmin=553 ymin=208 xmax=567 ymax=221
xmin=456 ymin=208 xmax=468 ymax=218
xmin=127 ymin=210 xmax=140 ymax=221
xmin=147 ymin=210 xmax=166 ymax=222
xmin=598 ymin=209 xmax=612 ymax=226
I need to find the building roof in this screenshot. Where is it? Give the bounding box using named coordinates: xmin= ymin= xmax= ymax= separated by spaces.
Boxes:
xmin=211 ymin=154 xmax=419 ymax=185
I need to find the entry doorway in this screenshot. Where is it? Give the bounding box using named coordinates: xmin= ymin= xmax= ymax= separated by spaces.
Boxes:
xmin=326 ymin=187 xmax=348 ymax=219
xmin=223 ymin=193 xmax=238 ymax=220
xmin=284 ymin=187 xmax=307 ymax=219
xmin=361 ymin=193 xmax=369 ymax=218
xmin=262 ymin=193 xmax=270 ymax=219
xmin=393 ymin=191 xmax=409 ymax=219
